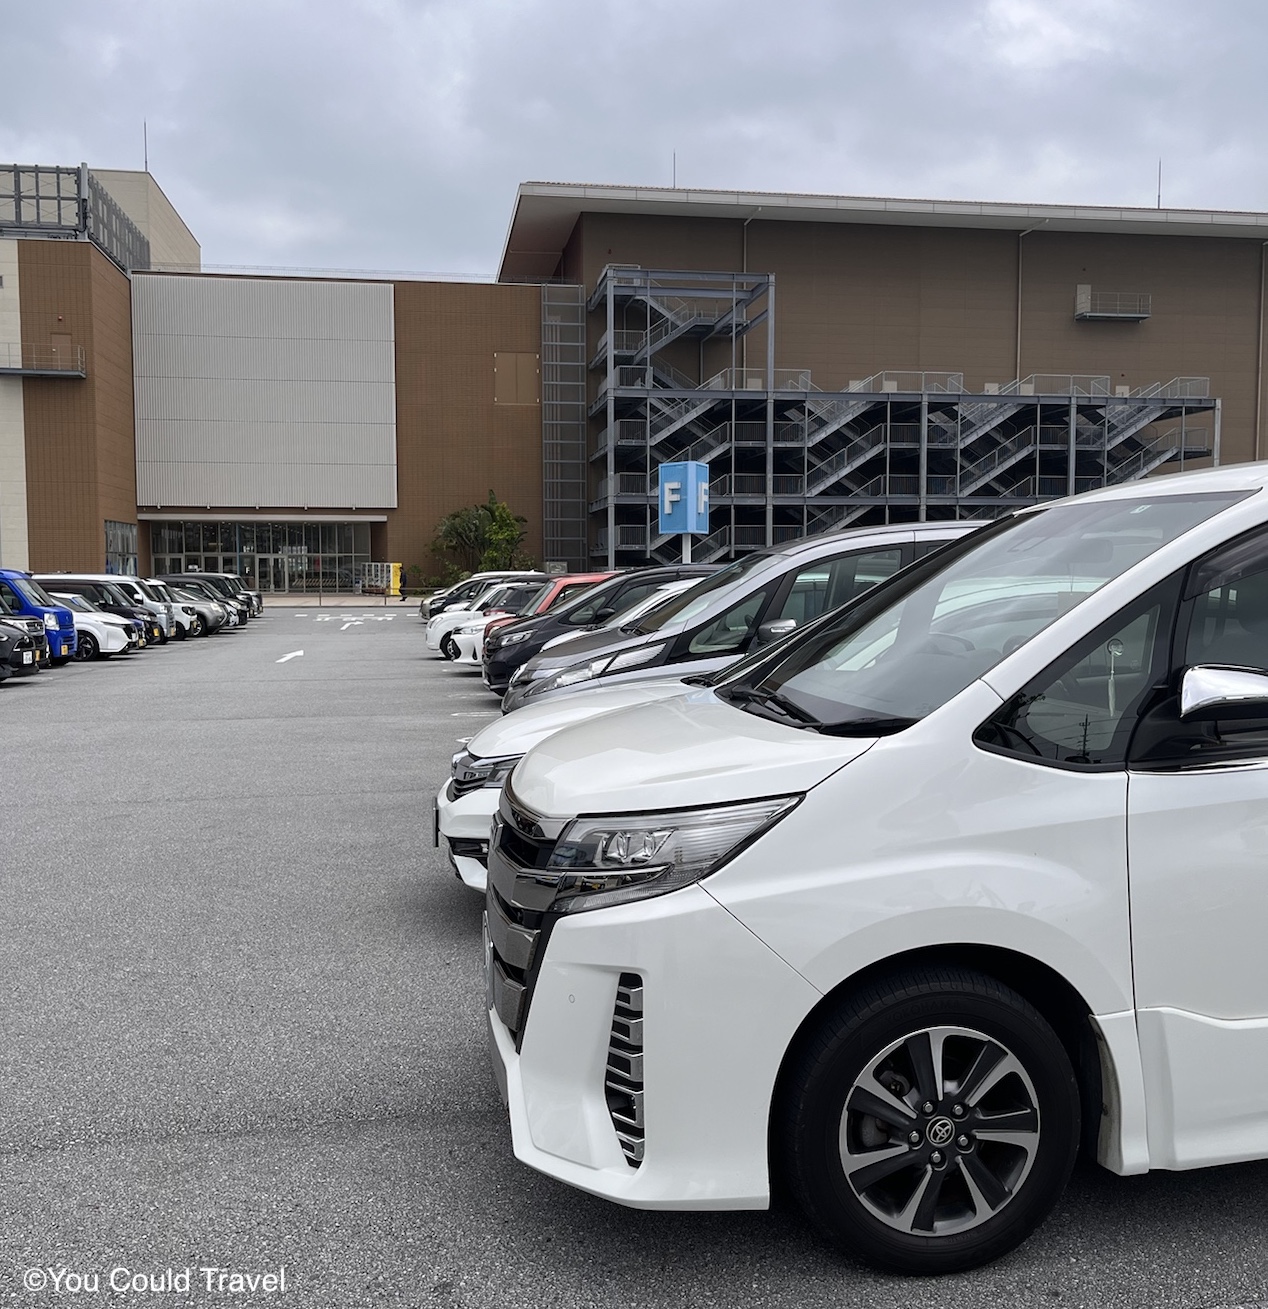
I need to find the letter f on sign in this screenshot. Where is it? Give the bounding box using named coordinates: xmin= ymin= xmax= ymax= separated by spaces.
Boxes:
xmin=663 ymin=481 xmax=682 ymax=515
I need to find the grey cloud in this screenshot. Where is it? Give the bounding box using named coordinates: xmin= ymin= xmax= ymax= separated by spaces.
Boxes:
xmin=3 ymin=0 xmax=1268 ymax=274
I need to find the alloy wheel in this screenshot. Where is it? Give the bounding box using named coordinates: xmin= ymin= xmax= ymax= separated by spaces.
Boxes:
xmin=840 ymin=1024 xmax=1040 ymax=1237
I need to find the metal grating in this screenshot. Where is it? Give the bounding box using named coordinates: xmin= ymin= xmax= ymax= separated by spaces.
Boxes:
xmin=0 ymin=164 xmax=151 ymax=272
xmin=605 ymin=972 xmax=645 ymax=1167
xmin=541 ymin=284 xmax=589 ymax=571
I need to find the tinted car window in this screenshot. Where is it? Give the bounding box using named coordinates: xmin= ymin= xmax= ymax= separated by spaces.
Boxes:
xmin=976 ymin=584 xmax=1176 ymax=768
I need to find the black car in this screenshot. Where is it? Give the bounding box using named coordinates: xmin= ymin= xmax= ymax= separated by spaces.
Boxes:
xmin=157 ymin=572 xmax=260 ymax=618
xmin=0 ymin=598 xmax=51 ymax=670
xmin=481 ymin=565 xmax=717 ymax=694
xmin=39 ymin=579 xmax=159 ymax=646
xmin=0 ymin=616 xmax=42 ymax=678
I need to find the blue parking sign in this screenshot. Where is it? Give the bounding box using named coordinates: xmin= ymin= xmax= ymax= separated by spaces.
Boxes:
xmin=657 ymin=461 xmax=710 ymax=535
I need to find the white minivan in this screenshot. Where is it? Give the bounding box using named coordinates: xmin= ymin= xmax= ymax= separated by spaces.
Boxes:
xmin=484 ymin=466 xmax=1268 ymax=1274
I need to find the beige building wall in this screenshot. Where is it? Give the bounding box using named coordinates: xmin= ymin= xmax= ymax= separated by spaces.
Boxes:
xmin=94 ymin=170 xmax=201 ymax=271
xmin=0 ymin=239 xmax=29 ymax=568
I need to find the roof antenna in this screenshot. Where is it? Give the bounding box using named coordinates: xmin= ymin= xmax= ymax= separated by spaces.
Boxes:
xmin=144 ymin=120 xmax=148 ymax=172
xmin=1157 ymin=157 xmax=1162 ymax=209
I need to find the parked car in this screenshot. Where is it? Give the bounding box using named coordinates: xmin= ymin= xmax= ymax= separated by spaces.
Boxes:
xmin=482 ymin=564 xmax=717 ymax=695
xmin=420 ymin=571 xmax=547 ymax=620
xmin=483 ymin=466 xmax=1268 ymax=1274
xmin=500 ymin=523 xmax=976 ymax=712
xmin=49 ymin=592 xmax=136 ymax=659
xmin=427 ymin=573 xmax=607 ymax=657
xmin=33 ymin=577 xmax=158 ymax=646
xmin=453 ymin=576 xmax=703 ymax=670
xmin=427 ymin=580 xmax=553 ymax=660
xmin=142 ymin=580 xmax=203 ymax=638
xmin=441 ymin=526 xmax=970 ymax=891
xmin=0 ymin=616 xmax=41 ymax=679
xmin=0 ymin=597 xmax=50 ymax=671
xmin=36 ymin=573 xmax=175 ymax=642
xmin=166 ymin=584 xmax=228 ymax=634
xmin=0 ymin=571 xmax=76 ymax=663
xmin=186 ymin=570 xmax=263 ymax=616
xmin=446 ymin=582 xmax=559 ymax=666
xmin=160 ymin=576 xmax=246 ymax=626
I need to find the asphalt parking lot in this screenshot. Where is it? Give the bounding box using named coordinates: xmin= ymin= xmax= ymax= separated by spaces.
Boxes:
xmin=4 ymin=610 xmax=1268 ymax=1308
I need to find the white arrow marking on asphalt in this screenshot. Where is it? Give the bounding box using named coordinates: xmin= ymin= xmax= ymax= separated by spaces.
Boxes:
xmin=276 ymin=650 xmax=304 ymax=663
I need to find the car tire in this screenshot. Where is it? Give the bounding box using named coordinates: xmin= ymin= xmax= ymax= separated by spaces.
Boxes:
xmin=73 ymin=632 xmax=100 ymax=661
xmin=777 ymin=965 xmax=1078 ymax=1275
xmin=441 ymin=634 xmax=460 ymax=660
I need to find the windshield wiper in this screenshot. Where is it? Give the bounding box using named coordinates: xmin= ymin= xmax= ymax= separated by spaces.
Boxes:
xmin=721 ymin=686 xmax=822 ymax=727
xmin=817 ymin=716 xmax=918 ymax=737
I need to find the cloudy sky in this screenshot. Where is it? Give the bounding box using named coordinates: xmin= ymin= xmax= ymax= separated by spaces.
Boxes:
xmin=4 ymin=0 xmax=1266 ymax=277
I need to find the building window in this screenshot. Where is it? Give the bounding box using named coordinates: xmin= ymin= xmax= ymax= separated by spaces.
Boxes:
xmin=105 ymin=521 xmax=138 ymax=574
xmin=148 ymin=520 xmax=373 ymax=591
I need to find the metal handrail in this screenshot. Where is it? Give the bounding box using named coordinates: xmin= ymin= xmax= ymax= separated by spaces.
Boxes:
xmin=0 ymin=342 xmax=86 ymax=373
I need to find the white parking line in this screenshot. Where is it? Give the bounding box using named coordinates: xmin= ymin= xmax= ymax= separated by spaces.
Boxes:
xmin=276 ymin=650 xmax=304 ymax=663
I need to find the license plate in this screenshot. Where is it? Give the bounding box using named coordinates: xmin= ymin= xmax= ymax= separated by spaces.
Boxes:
xmin=22 ymin=651 xmax=32 ymax=664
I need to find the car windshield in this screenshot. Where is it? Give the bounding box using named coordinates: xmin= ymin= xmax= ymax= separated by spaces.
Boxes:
xmin=631 ymin=554 xmax=773 ymax=634
xmin=608 ymin=579 xmax=697 ymax=627
xmin=540 ymin=579 xmax=600 ymax=611
xmin=53 ymin=593 xmax=98 ymax=613
xmin=720 ymin=491 xmax=1249 ymax=735
xmin=13 ymin=578 xmax=60 ymax=608
xmin=97 ymin=581 xmax=134 ymax=606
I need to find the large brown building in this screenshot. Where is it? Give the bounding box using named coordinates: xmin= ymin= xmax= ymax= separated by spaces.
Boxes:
xmin=6 ymin=171 xmax=1268 ymax=586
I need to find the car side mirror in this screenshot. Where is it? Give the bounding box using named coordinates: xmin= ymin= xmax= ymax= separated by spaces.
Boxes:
xmin=594 ymin=606 xmax=617 ymax=622
xmin=1180 ymin=665 xmax=1268 ymax=719
xmin=757 ymin=619 xmax=798 ymax=643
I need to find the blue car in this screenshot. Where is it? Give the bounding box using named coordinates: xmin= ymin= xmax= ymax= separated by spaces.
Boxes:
xmin=0 ymin=570 xmax=77 ymax=664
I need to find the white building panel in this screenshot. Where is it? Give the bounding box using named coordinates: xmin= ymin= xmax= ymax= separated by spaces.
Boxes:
xmin=0 ymin=239 xmax=29 ymax=569
xmin=133 ymin=276 xmax=397 ymax=508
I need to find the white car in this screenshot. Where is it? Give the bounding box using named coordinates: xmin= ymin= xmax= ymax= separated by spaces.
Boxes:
xmin=451 ymin=578 xmax=700 ymax=669
xmin=483 ymin=465 xmax=1268 ymax=1275
xmin=51 ymin=592 xmax=135 ymax=659
xmin=426 ymin=581 xmax=540 ymax=658
xmin=436 ymin=678 xmax=700 ymax=891
xmin=144 ymin=579 xmax=204 ymax=637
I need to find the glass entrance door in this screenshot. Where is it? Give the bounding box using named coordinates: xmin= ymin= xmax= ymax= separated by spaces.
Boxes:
xmin=256 ymin=556 xmax=288 ymax=592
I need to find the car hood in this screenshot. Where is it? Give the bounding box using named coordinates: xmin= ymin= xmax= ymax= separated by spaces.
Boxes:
xmin=468 ymin=678 xmax=695 ymax=760
xmin=509 ymin=689 xmax=876 ymax=818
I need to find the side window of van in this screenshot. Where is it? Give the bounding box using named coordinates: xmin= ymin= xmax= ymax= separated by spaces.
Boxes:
xmin=771 ymin=549 xmax=904 ymax=628
xmin=1127 ymin=543 xmax=1268 ymax=768
xmin=975 ymin=580 xmax=1179 ymax=769
xmin=685 ymin=588 xmax=772 ymax=656
xmin=0 ymin=581 xmax=22 ymax=610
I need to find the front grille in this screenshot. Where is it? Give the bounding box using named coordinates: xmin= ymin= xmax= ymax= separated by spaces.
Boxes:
xmin=605 ymin=973 xmax=645 ymax=1167
xmin=450 ymin=774 xmax=484 ymax=799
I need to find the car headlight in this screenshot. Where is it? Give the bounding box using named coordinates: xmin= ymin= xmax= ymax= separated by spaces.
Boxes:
xmin=538 ymin=796 xmax=801 ymax=914
xmin=44 ymin=614 xmax=59 ymax=630
xmin=527 ymin=642 xmax=668 ymax=698
xmin=181 ymin=606 xmax=195 ymax=616
xmin=451 ymin=750 xmax=523 ymax=789
xmin=498 ymin=631 xmax=533 ymax=646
